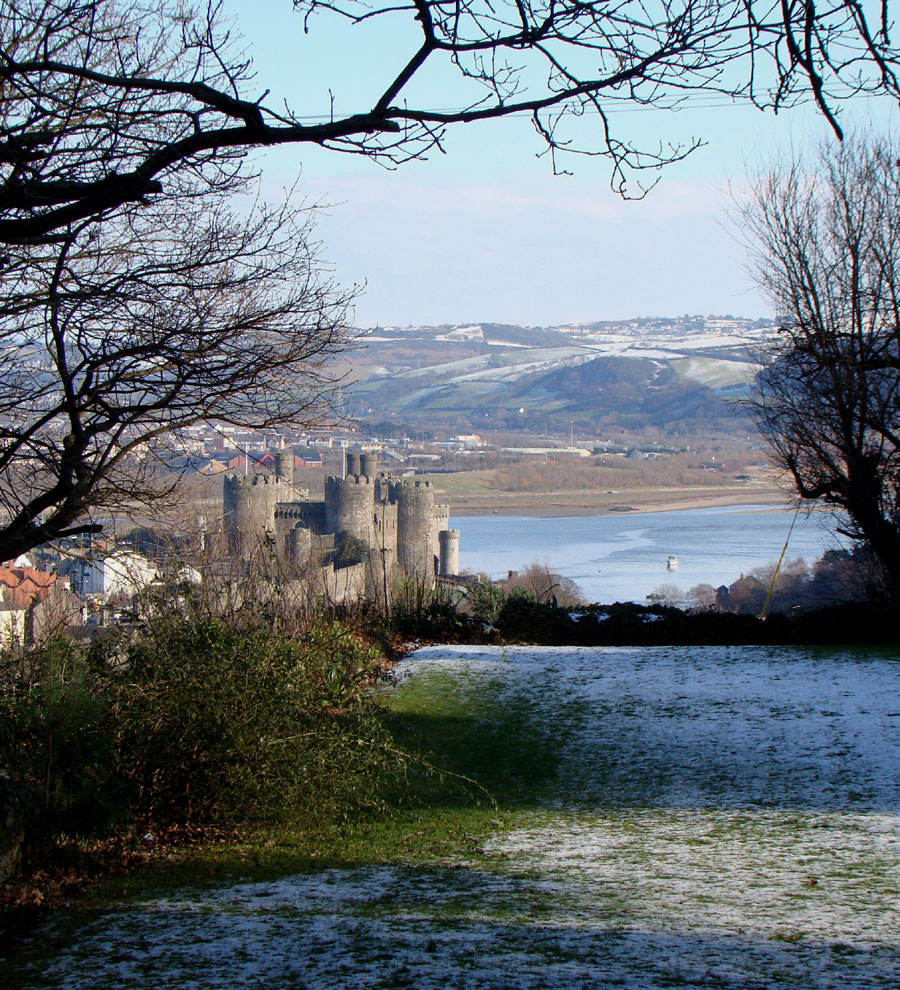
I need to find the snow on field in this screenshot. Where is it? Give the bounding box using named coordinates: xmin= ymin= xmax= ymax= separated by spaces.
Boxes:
xmin=8 ymin=645 xmax=900 ymax=989
xmin=672 ymin=356 xmax=759 ymax=388
xmin=448 ymin=346 xmax=592 ymax=383
xmin=653 ymin=333 xmax=760 ymax=351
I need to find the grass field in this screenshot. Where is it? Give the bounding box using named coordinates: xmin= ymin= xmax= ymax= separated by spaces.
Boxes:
xmin=4 ymin=645 xmax=898 ymax=988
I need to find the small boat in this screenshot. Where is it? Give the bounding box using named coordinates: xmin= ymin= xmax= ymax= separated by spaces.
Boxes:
xmin=666 ymin=554 xmax=679 ymax=570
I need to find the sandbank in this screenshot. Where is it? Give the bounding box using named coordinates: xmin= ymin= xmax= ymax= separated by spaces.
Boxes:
xmin=442 ymin=483 xmax=792 ymax=518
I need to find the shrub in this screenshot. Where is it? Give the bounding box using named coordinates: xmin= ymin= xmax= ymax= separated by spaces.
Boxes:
xmin=332 ymin=535 xmax=370 ymax=569
xmin=495 ymin=589 xmax=576 ymax=643
xmin=1 ymin=608 xmax=414 ymax=872
xmin=111 ymin=614 xmax=405 ymax=825
xmin=465 ymin=582 xmax=507 ymax=625
xmin=388 ymin=579 xmax=479 ymax=641
xmin=0 ymin=640 xmax=125 ymax=860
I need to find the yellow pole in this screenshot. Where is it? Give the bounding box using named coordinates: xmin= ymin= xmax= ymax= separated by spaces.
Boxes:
xmin=760 ymin=503 xmax=802 ymax=619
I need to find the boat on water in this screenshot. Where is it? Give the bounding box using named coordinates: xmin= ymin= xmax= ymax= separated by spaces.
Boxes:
xmin=666 ymin=554 xmax=679 ymax=570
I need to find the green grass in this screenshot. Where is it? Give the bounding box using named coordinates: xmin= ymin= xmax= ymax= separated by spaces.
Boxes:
xmin=412 ymin=470 xmax=499 ymax=497
xmin=5 ymin=647 xmax=900 ymax=990
xmin=49 ymin=658 xmax=567 ymax=910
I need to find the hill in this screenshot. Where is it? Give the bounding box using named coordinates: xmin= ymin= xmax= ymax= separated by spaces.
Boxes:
xmin=347 ymin=315 xmax=772 ymax=433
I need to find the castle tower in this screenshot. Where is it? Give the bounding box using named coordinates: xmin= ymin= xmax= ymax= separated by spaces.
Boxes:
xmin=273 ymin=449 xmax=294 ymax=487
xmin=374 ymin=475 xmax=393 ymax=504
xmin=325 ymin=475 xmax=375 ymax=546
xmin=274 ymin=505 xmax=312 ymax=562
xmin=223 ymin=473 xmax=281 ymax=548
xmin=359 ymin=452 xmax=378 ymax=477
xmin=288 ymin=522 xmax=312 ymax=564
xmin=432 ymin=503 xmax=450 ymax=550
xmin=397 ymin=480 xmax=436 ymax=583
xmin=365 ymin=545 xmax=395 ymax=606
xmin=346 ymin=451 xmax=361 ymax=476
xmin=439 ymin=529 xmax=460 ymax=577
xmin=372 ymin=497 xmax=398 ymax=556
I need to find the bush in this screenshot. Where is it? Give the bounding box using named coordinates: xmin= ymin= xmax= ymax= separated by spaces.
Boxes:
xmin=0 ymin=640 xmax=125 ymax=860
xmin=111 ymin=614 xmax=404 ymax=825
xmin=332 ymin=535 xmax=370 ymax=569
xmin=465 ymin=582 xmax=507 ymax=625
xmin=388 ymin=580 xmax=496 ymax=642
xmin=495 ymin=589 xmax=576 ymax=644
xmin=1 ymin=611 xmax=410 ymax=870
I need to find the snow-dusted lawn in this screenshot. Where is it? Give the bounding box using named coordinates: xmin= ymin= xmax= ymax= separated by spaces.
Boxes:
xmin=7 ymin=645 xmax=900 ymax=988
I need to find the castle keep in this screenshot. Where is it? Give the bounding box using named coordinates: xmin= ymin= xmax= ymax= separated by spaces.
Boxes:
xmin=222 ymin=452 xmax=459 ymax=592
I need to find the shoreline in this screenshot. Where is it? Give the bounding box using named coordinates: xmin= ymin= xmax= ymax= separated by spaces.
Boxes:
xmin=442 ymin=483 xmax=793 ymax=518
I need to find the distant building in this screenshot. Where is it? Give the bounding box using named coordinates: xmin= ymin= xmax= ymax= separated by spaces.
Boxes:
xmin=58 ymin=551 xmax=157 ymax=600
xmin=0 ymin=565 xmax=77 ymax=646
xmin=716 ymin=574 xmax=767 ymax=614
xmin=0 ymin=565 xmax=57 ymax=609
xmin=503 ymin=446 xmax=592 ymax=458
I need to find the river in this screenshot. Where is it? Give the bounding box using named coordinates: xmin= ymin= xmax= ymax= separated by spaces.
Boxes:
xmin=455 ymin=503 xmax=841 ymax=603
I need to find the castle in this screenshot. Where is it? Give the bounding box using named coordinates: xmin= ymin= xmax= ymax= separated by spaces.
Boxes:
xmin=222 ymin=451 xmax=460 ymax=595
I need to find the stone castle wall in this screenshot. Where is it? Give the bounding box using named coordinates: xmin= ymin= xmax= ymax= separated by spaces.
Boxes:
xmin=432 ymin=503 xmax=450 ymax=550
xmin=439 ymin=529 xmax=460 ymax=577
xmin=395 ymin=480 xmax=436 ymax=581
xmin=325 ymin=475 xmax=376 ymax=546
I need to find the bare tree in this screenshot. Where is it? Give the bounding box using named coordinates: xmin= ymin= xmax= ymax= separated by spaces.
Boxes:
xmin=4 ymin=1 xmax=900 ymax=561
xmin=740 ymin=135 xmax=900 ymax=600
xmin=501 ymin=561 xmax=584 ymax=606
xmin=649 ymin=582 xmax=684 ymax=608
xmin=0 ymin=176 xmax=353 ymax=562
xmin=0 ymin=1 xmax=363 ymax=563
xmin=3 ymin=0 xmax=900 ymax=245
xmin=687 ymin=582 xmax=717 ymax=610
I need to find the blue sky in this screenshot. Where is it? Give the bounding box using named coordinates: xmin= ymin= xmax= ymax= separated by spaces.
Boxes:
xmin=223 ymin=1 xmax=897 ymax=328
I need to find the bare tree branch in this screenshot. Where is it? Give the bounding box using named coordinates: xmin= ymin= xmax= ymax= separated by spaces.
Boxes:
xmin=0 ymin=176 xmax=355 ymax=561
xmin=1 ymin=0 xmax=899 ymax=242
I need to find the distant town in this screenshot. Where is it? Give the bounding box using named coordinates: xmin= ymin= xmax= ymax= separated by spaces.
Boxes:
xmin=2 ymin=314 xmax=785 ymax=644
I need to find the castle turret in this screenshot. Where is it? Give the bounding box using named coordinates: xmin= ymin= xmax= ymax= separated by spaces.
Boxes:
xmin=375 ymin=475 xmax=393 ymax=504
xmin=397 ymin=480 xmax=435 ymax=583
xmin=325 ymin=475 xmax=375 ymax=546
xmin=346 ymin=451 xmax=361 ymax=476
xmin=288 ymin=523 xmax=312 ymax=564
xmin=223 ymin=473 xmax=281 ymax=548
xmin=365 ymin=545 xmax=395 ymax=606
xmin=432 ymin=503 xmax=450 ymax=550
xmin=273 ymin=449 xmax=294 ymax=487
xmin=360 ymin=452 xmax=378 ymax=477
xmin=439 ymin=529 xmax=460 ymax=577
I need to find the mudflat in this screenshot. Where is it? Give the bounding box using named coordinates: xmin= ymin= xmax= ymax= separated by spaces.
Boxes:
xmin=441 ymin=482 xmax=790 ymax=517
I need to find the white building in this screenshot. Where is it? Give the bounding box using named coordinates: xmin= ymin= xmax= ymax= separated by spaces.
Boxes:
xmin=60 ymin=551 xmax=158 ymax=600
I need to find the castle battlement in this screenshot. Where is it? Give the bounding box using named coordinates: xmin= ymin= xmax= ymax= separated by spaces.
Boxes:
xmin=325 ymin=474 xmax=375 ymax=487
xmin=225 ymin=473 xmax=282 ymax=488
xmin=274 ymin=506 xmax=307 ymax=521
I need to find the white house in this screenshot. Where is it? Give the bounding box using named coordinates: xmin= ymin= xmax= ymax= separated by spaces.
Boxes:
xmin=59 ymin=551 xmax=158 ymax=600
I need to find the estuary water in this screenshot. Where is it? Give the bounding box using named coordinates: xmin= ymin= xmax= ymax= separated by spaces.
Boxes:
xmin=455 ymin=503 xmax=840 ymax=603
